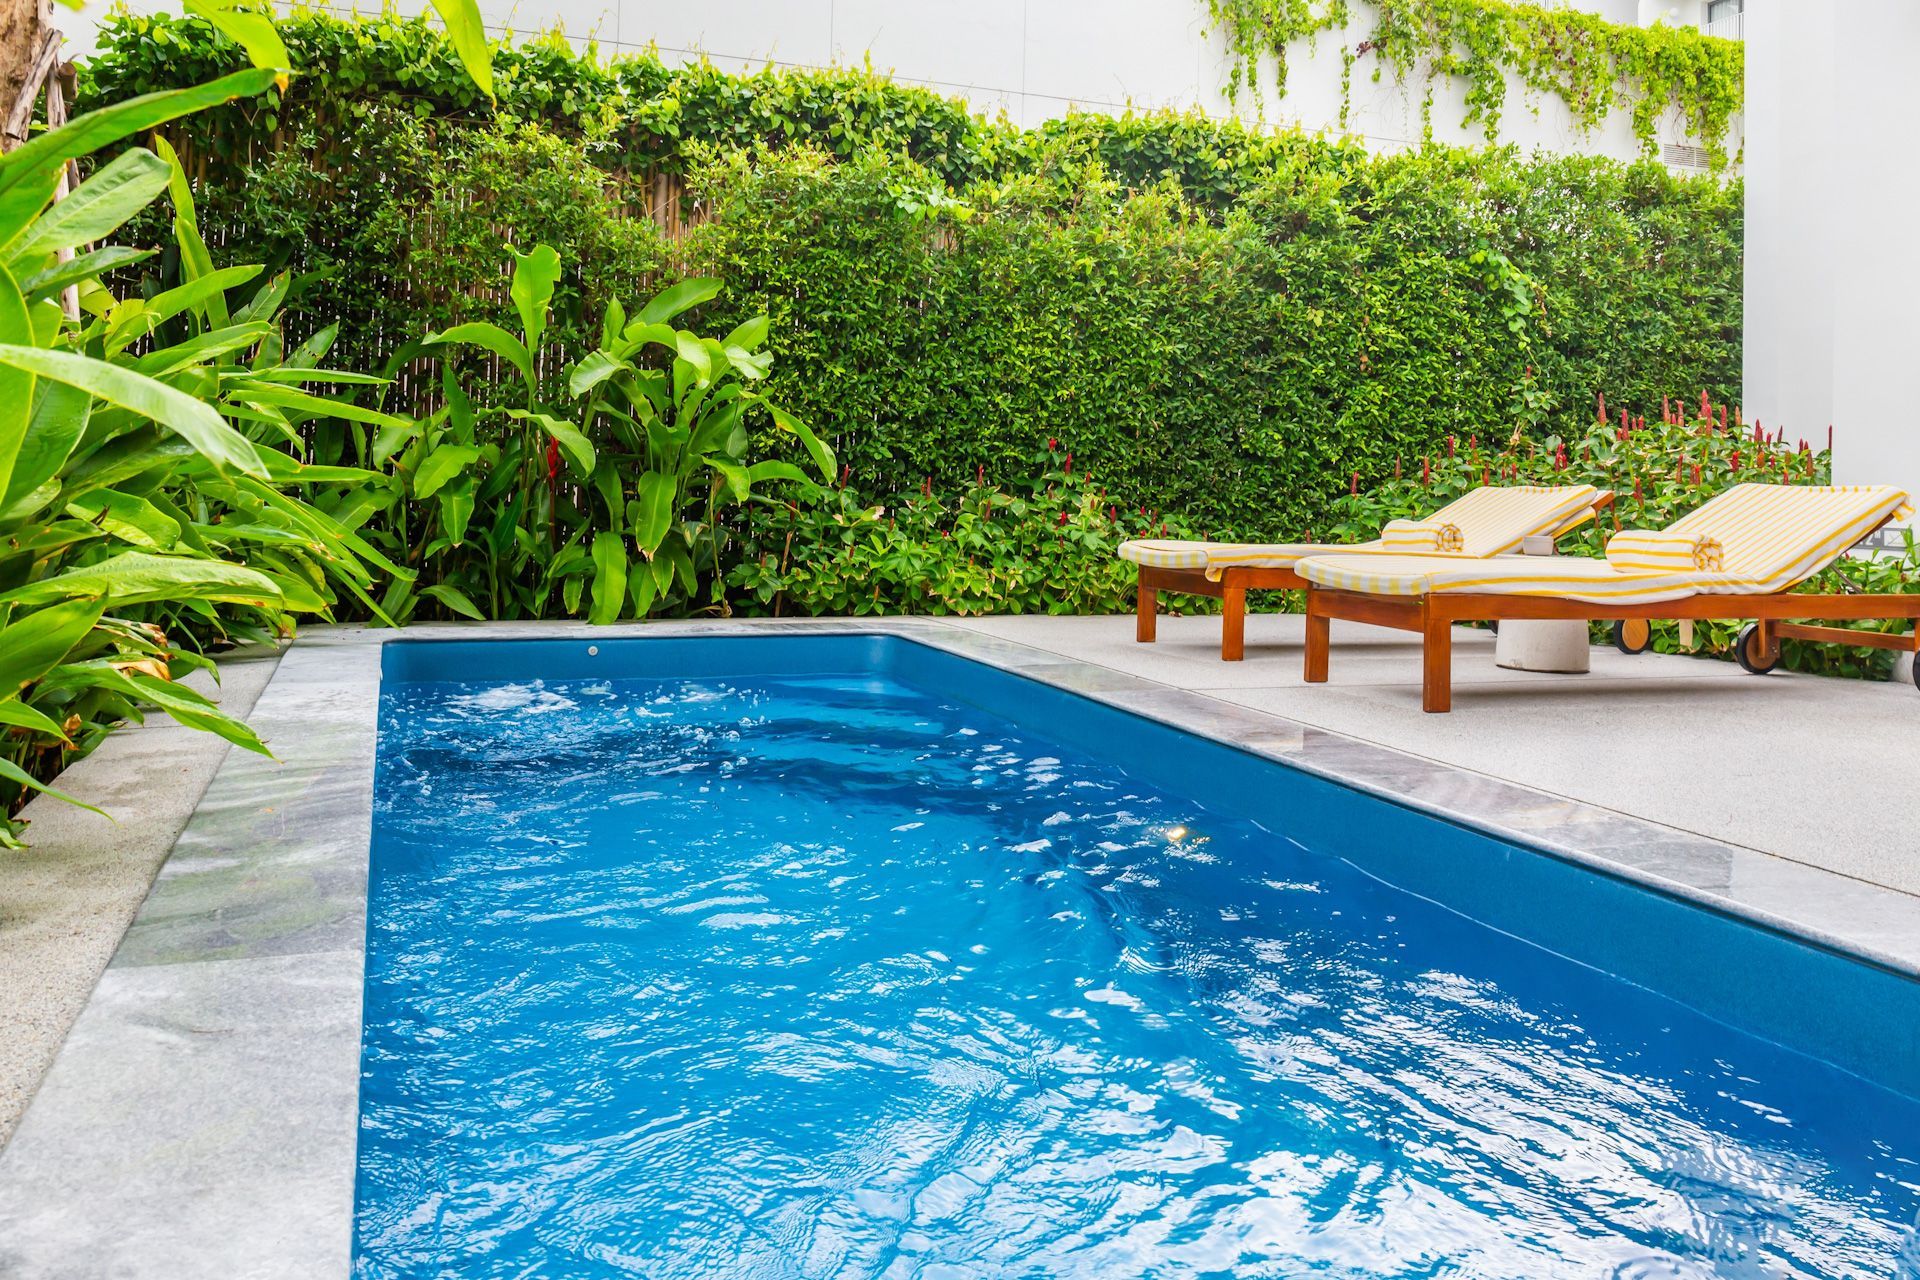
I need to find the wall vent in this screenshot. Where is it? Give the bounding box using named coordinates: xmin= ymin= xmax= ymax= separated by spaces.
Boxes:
xmin=1662 ymin=142 xmax=1711 ymax=170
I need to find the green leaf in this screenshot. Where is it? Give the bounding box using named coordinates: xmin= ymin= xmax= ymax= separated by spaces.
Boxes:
xmin=588 ymin=531 xmax=627 ymax=624
xmin=0 ymin=698 xmax=72 ymax=742
xmin=0 ymin=266 xmax=33 ymax=502
xmin=630 ymin=470 xmax=677 ymax=554
xmin=21 ymin=246 xmax=152 ymax=301
xmin=763 ymin=402 xmax=836 ymax=482
xmin=425 ymin=321 xmax=533 ymax=394
xmin=438 ymin=476 xmax=476 ymax=546
xmin=627 ymin=560 xmax=659 ymax=617
xmin=721 ymin=314 xmax=770 ymax=352
xmin=708 ymin=458 xmax=749 ymax=503
xmin=637 ymin=278 xmax=722 ymax=326
xmin=3 ymin=379 xmax=88 ymax=512
xmin=511 ymin=410 xmax=595 ymax=477
xmin=567 ymin=349 xmax=629 ymax=398
xmin=180 ymin=0 xmax=294 ymax=77
xmin=8 ymin=149 xmax=170 ymax=265
xmin=0 ymin=552 xmax=282 ymax=610
xmin=65 ymin=488 xmax=182 ymax=549
xmin=0 ymin=345 xmax=267 ymax=476
xmin=0 ymin=755 xmax=108 ymax=818
xmin=413 ymin=443 xmax=481 ymax=499
xmin=0 ymin=69 xmax=279 ymax=250
xmin=421 ymin=582 xmax=483 ymax=620
xmin=429 ymin=0 xmax=496 ymax=100
xmin=0 ymin=597 xmax=105 ymax=696
xmin=509 ymin=242 xmax=561 ymax=354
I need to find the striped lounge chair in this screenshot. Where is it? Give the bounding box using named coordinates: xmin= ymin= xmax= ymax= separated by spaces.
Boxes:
xmin=1119 ymin=485 xmax=1609 ymax=660
xmin=1293 ymin=483 xmax=1920 ymax=712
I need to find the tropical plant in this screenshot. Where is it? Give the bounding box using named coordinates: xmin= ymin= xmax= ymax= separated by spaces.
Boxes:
xmin=380 ymin=244 xmax=835 ymax=623
xmin=0 ymin=71 xmax=420 ymax=843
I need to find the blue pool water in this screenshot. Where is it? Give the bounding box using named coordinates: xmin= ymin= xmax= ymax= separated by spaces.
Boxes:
xmin=359 ymin=637 xmax=1920 ymax=1279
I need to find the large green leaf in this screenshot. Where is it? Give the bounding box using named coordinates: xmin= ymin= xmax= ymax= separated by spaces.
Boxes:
xmin=0 ymin=597 xmax=105 ymax=697
xmin=763 ymin=402 xmax=837 ymax=482
xmin=421 ymin=583 xmax=483 ymax=620
xmin=7 ymin=149 xmax=171 ymax=266
xmin=429 ymin=0 xmax=495 ymax=100
xmin=588 ymin=531 xmax=627 ymax=624
xmin=413 ymin=443 xmax=481 ymax=499
xmin=567 ymin=349 xmax=630 ymax=398
xmin=0 ymin=266 xmax=32 ymax=502
xmin=0 ymin=345 xmax=267 ymax=477
xmin=629 ymin=470 xmax=677 ymax=555
xmin=636 ymin=278 xmax=722 ymax=326
xmin=22 ymin=246 xmax=153 ymax=302
xmin=229 ymin=382 xmax=414 ymax=430
xmin=65 ymin=489 xmax=182 ymax=549
xmin=425 ymin=322 xmax=533 ymax=393
xmin=509 ymin=242 xmax=560 ymax=355
xmin=0 ymin=70 xmax=279 ymax=250
xmin=1 ymin=552 xmax=283 ymax=609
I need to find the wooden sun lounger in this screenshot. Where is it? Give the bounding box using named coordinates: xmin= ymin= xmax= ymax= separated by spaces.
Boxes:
xmin=1136 ymin=492 xmax=1614 ymax=662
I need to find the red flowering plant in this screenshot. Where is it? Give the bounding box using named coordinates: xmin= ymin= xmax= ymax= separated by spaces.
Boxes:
xmin=728 ymin=440 xmax=1202 ymax=616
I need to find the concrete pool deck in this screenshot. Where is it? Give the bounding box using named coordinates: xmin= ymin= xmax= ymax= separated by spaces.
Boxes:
xmin=0 ymin=614 xmax=1917 ymax=1277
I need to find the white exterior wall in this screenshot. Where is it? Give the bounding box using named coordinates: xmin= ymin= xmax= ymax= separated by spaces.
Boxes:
xmin=61 ymin=0 xmax=1737 ymax=164
xmin=1744 ymin=1 xmax=1918 ymax=540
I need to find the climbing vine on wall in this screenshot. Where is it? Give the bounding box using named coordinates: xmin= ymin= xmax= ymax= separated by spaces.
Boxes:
xmin=1203 ymin=0 xmax=1743 ymax=166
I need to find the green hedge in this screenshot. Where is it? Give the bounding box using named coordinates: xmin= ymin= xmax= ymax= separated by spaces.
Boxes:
xmin=81 ymin=9 xmax=1742 ymax=540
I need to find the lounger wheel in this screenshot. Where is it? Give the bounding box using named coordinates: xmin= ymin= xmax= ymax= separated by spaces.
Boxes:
xmin=1610 ymin=619 xmax=1651 ymax=655
xmin=1734 ymin=622 xmax=1780 ymax=676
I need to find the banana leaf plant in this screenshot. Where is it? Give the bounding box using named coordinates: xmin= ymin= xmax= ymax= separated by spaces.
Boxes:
xmin=0 ymin=72 xmax=419 ymax=844
xmin=414 ymin=244 xmax=834 ymax=623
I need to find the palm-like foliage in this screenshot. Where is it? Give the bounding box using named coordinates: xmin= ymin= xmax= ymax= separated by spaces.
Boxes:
xmin=0 ymin=72 xmax=414 ymax=843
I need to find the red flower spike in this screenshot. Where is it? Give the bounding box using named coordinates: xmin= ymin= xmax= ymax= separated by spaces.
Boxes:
xmin=1717 ymin=405 xmax=1727 ymax=433
xmin=1447 ymin=435 xmax=1456 ymax=458
xmin=1827 ymin=425 xmax=1834 ymax=453
xmin=1633 ymin=476 xmax=1643 ymax=501
xmin=1351 ymin=471 xmax=1360 ymax=496
xmin=1662 ymin=395 xmax=1670 ymax=423
xmin=977 ymin=464 xmax=985 ymax=485
xmin=1597 ymin=391 xmax=1607 ymax=422
xmin=1063 ymin=454 xmax=1073 ymax=476
xmin=1482 ymin=467 xmax=1492 ymax=487
xmin=1422 ymin=457 xmax=1431 ymax=486
xmin=1047 ymin=438 xmax=1057 ymax=452
xmin=1692 ymin=463 xmax=1702 ymax=485
xmin=1057 ymin=510 xmax=1068 ymax=526
xmin=1731 ymin=449 xmax=1742 ymax=470
xmin=1699 ymin=389 xmax=1710 ymax=418
xmin=545 ymin=435 xmax=560 ymax=480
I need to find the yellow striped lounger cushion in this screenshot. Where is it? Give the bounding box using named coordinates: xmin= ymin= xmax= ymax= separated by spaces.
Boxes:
xmin=1116 ymin=540 xmax=1355 ymax=574
xmin=1118 ymin=484 xmax=1599 ymax=578
xmin=1297 ymin=484 xmax=1914 ymax=604
xmin=1605 ymin=529 xmax=1724 ymax=572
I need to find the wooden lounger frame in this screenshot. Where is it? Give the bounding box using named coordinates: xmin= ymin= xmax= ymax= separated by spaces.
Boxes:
xmin=1134 ymin=492 xmax=1615 ymax=661
xmin=1302 ymin=584 xmax=1920 ymax=714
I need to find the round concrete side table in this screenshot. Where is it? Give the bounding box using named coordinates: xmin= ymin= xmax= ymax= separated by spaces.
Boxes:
xmin=1491 ymin=536 xmax=1591 ymax=674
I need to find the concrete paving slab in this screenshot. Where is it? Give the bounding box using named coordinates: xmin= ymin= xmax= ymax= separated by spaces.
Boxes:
xmin=0 ymin=648 xmax=281 ymax=1147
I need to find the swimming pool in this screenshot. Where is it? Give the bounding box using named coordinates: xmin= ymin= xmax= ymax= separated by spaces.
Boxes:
xmin=361 ymin=635 xmax=1920 ymax=1278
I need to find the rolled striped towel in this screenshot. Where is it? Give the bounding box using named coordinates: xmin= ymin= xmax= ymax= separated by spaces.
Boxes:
xmin=1380 ymin=519 xmax=1465 ymax=553
xmin=1606 ymin=529 xmax=1725 ymax=573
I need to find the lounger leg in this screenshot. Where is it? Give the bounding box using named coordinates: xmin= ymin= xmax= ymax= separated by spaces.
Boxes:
xmin=1422 ymin=614 xmax=1453 ymax=713
xmin=1136 ymin=577 xmax=1157 ymax=644
xmin=1304 ymin=603 xmax=1330 ymax=684
xmin=1221 ymin=584 xmax=1246 ymax=661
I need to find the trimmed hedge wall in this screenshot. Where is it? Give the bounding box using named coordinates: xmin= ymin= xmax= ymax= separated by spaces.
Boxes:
xmin=80 ymin=9 xmax=1742 ymax=539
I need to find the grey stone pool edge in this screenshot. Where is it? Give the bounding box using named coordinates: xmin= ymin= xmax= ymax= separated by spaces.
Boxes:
xmin=3 ymin=616 xmax=1918 ymax=1279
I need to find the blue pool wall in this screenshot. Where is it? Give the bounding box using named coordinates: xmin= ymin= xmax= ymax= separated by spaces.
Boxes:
xmin=380 ymin=633 xmax=1920 ymax=1101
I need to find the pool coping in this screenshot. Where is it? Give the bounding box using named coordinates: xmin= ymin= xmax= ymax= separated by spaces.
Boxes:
xmin=2 ymin=615 xmax=1918 ymax=1278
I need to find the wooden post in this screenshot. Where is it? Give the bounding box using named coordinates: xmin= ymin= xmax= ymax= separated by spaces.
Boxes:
xmin=1421 ymin=608 xmax=1453 ymax=713
xmin=1221 ymin=582 xmax=1246 ymax=661
xmin=1 ymin=0 xmax=57 ymax=153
